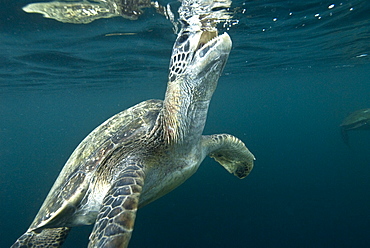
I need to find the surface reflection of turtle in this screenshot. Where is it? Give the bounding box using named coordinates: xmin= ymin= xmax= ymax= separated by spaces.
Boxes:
xmin=340 ymin=108 xmax=370 ymax=145
xmin=12 ymin=13 xmax=255 ymax=248
xmin=22 ymin=0 xmax=171 ymax=24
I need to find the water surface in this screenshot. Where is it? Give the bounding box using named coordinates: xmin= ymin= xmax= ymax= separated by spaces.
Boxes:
xmin=1 ymin=0 xmax=370 ymax=247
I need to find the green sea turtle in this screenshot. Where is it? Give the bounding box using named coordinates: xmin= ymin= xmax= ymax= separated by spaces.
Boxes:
xmin=340 ymin=108 xmax=370 ymax=145
xmin=22 ymin=0 xmax=172 ymax=24
xmin=12 ymin=6 xmax=255 ymax=248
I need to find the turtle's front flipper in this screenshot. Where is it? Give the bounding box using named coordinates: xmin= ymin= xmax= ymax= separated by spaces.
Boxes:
xmin=23 ymin=1 xmax=119 ymax=24
xmin=88 ymin=161 xmax=145 ymax=248
xmin=11 ymin=227 xmax=70 ymax=248
xmin=202 ymin=134 xmax=255 ymax=179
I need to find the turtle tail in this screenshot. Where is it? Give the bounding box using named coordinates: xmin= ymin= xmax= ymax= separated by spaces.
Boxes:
xmin=11 ymin=227 xmax=70 ymax=248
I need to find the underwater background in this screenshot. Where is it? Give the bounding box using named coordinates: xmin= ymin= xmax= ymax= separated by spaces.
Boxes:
xmin=1 ymin=0 xmax=370 ymax=247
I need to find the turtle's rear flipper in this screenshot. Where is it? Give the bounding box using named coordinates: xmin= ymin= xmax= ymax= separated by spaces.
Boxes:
xmin=202 ymin=134 xmax=255 ymax=179
xmin=22 ymin=2 xmax=119 ymax=24
xmin=89 ymin=160 xmax=145 ymax=248
xmin=11 ymin=227 xmax=70 ymax=248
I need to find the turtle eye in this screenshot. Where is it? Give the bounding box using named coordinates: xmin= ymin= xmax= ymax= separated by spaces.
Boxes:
xmin=176 ymin=31 xmax=189 ymax=45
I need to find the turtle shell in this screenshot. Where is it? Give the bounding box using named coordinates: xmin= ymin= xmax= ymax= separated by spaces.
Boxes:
xmin=29 ymin=99 xmax=162 ymax=231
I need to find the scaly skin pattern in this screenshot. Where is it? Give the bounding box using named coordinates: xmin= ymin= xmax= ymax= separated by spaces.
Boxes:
xmin=88 ymin=160 xmax=145 ymax=248
xmin=12 ymin=1 xmax=255 ymax=247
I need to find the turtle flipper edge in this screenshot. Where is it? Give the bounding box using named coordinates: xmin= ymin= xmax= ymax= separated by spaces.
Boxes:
xmin=11 ymin=227 xmax=71 ymax=248
xmin=88 ymin=160 xmax=145 ymax=248
xmin=202 ymin=134 xmax=255 ymax=179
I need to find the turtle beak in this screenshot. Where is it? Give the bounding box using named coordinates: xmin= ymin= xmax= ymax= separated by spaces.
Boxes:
xmin=194 ymin=32 xmax=232 ymax=60
xmin=196 ymin=30 xmax=218 ymax=50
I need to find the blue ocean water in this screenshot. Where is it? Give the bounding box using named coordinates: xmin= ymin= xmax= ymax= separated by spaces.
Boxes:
xmin=1 ymin=0 xmax=370 ymax=247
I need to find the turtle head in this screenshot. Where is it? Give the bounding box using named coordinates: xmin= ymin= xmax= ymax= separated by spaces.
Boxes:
xmin=168 ymin=27 xmax=232 ymax=101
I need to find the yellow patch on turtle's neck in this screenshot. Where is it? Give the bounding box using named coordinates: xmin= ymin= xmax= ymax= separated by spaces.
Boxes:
xmin=162 ymin=80 xmax=186 ymax=144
